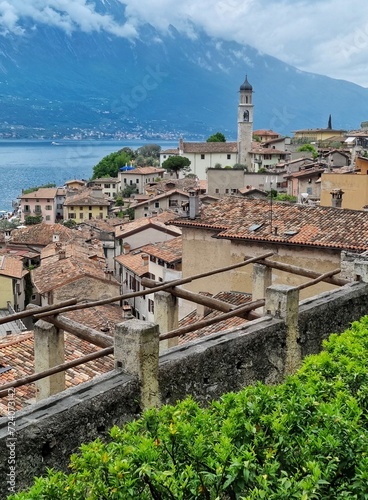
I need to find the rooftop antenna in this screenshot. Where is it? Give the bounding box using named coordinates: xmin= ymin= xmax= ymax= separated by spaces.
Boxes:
xmin=266 ymin=176 xmax=275 ymax=234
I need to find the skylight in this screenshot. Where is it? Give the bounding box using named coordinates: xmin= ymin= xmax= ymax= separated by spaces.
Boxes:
xmin=248 ymin=223 xmax=263 ymax=232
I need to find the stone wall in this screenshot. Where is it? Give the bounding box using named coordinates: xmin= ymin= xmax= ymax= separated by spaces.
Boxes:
xmin=1 ymin=281 xmax=368 ymax=496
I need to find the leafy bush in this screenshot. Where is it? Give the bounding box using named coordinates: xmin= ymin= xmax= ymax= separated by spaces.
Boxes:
xmin=10 ymin=317 xmax=368 ymax=499
xmin=22 ymin=183 xmax=56 ymax=194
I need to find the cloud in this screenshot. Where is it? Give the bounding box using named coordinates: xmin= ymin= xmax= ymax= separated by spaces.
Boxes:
xmin=0 ymin=0 xmax=137 ymax=38
xmin=1 ymin=0 xmax=367 ymax=87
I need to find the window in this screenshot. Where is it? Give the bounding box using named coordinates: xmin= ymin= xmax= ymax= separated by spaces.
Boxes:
xmin=69 ymin=213 xmax=76 ymax=219
xmin=57 ymin=204 xmax=63 ymax=209
xmin=225 ymin=189 xmax=229 ymax=194
xmin=99 ymin=213 xmax=103 ymax=219
xmin=69 ymin=206 xmax=74 ymax=211
xmin=169 ymin=200 xmax=178 ymax=207
xmin=154 ymin=202 xmax=160 ymax=208
xmin=45 ymin=215 xmax=51 ymax=221
xmin=124 ymin=178 xmax=127 ymax=184
xmin=89 ymin=206 xmax=92 ymax=210
xmin=201 ymin=154 xmax=205 ymax=159
xmin=45 ymin=205 xmax=52 ymax=210
xmin=136 ymin=179 xmax=139 ymax=184
xmin=148 ymin=299 xmax=154 ymax=313
xmin=23 ymin=205 xmax=30 ymax=212
xmin=215 ymin=189 xmax=219 ymax=194
xmin=130 ymin=180 xmax=133 ymax=185
xmin=47 ymin=199 xmax=50 ymax=202
xmin=79 ymin=213 xmax=84 ymax=219
xmin=34 ymin=205 xmax=41 ymax=213
xmin=227 ymin=154 xmax=231 ymax=160
xmin=104 ymin=184 xmax=110 ymax=188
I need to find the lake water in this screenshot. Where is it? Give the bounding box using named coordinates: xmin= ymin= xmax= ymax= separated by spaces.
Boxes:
xmin=0 ymin=139 xmax=178 ymax=213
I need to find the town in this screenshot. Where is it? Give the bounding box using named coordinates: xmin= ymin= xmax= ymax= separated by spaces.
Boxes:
xmin=2 ymin=77 xmax=368 ymax=496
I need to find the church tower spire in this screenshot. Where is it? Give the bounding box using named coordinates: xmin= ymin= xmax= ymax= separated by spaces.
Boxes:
xmin=237 ymin=75 xmax=254 ymax=169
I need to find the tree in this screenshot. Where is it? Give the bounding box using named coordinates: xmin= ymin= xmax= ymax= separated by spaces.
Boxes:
xmin=122 ymin=183 xmax=138 ymax=198
xmin=23 ymin=183 xmax=56 ymax=194
xmin=297 ymin=143 xmax=318 ymax=159
xmin=92 ymin=150 xmax=132 ymax=179
xmin=136 ymin=144 xmax=161 ymax=158
xmin=62 ymin=219 xmax=77 ymax=228
xmin=206 ymin=132 xmax=226 ymax=142
xmin=162 ymin=155 xmax=191 ymax=178
xmin=233 ymin=163 xmax=248 ymax=170
xmin=24 ymin=215 xmax=42 ymax=225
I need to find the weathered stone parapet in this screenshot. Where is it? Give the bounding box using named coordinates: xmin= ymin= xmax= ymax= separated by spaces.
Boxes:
xmin=154 ymin=290 xmax=179 ymax=351
xmin=114 ymin=319 xmax=160 ymax=410
xmin=265 ymin=284 xmax=301 ymax=376
xmin=354 ymin=260 xmax=368 ymax=283
xmin=34 ymin=320 xmax=65 ymax=401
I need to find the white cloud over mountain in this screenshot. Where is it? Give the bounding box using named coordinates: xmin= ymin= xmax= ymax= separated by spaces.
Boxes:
xmin=0 ymin=0 xmax=367 ymax=87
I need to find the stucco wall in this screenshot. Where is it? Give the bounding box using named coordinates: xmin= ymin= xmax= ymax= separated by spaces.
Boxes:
xmin=181 ymin=230 xmax=342 ymax=300
xmin=1 ymin=281 xmax=368 ymax=497
xmin=320 ymin=172 xmax=368 ymax=210
xmin=0 ymin=277 xmax=12 ymax=309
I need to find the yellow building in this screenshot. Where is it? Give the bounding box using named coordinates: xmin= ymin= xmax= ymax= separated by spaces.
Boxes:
xmin=293 ymin=128 xmax=346 ymax=143
xmin=320 ymin=156 xmax=368 ymax=210
xmin=63 ymin=188 xmax=110 ymax=221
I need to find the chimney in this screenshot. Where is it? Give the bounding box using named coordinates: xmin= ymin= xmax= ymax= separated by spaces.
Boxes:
xmin=53 ymin=233 xmax=60 ymax=243
xmin=141 ymin=253 xmax=149 ymax=266
xmin=122 ymin=305 xmax=133 ymax=319
xmin=188 ymin=189 xmax=199 ymax=219
xmin=58 ymin=249 xmax=66 ymax=260
xmin=123 ymin=242 xmax=131 ymax=254
xmin=330 ymin=189 xmax=344 ymax=208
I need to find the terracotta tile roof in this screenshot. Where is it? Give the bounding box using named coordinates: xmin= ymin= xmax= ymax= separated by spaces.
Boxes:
xmin=63 ymin=304 xmax=125 ymax=336
xmin=64 ymin=188 xmax=110 ymax=206
xmin=90 ymin=177 xmax=119 ymax=183
xmin=178 ymin=291 xmax=252 ymax=344
xmin=32 ymin=255 xmax=119 ymax=294
xmin=115 ymin=251 xmax=151 ymax=277
xmin=141 ymin=236 xmax=182 ymax=263
xmin=133 ymin=189 xmax=190 ymax=208
xmin=253 ymin=129 xmax=280 ymax=137
xmin=147 ymin=178 xmax=201 ymax=195
xmin=161 ymin=148 xmax=179 ymax=154
xmin=78 ymin=218 xmax=121 ymax=233
xmin=182 ymin=141 xmax=238 ymax=154
xmin=115 ymin=211 xmax=182 ymax=239
xmin=251 ymin=146 xmax=287 ymax=155
xmin=19 ymin=188 xmax=58 ymax=200
xmin=40 ymin=240 xmax=105 ymax=262
xmin=120 ymin=166 xmax=165 ymax=175
xmin=65 ymin=179 xmax=85 ymax=186
xmin=0 ymin=254 xmax=27 ymax=279
xmin=9 ymin=223 xmax=76 ymax=246
xmin=0 ymin=331 xmax=114 ymax=414
xmin=171 ymin=198 xmax=368 ymax=251
xmin=284 ymin=168 xmax=325 ymax=179
xmin=238 ymin=187 xmax=267 ymax=196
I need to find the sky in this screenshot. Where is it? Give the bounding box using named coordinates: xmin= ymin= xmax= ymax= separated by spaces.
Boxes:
xmin=0 ymin=0 xmax=367 ymax=88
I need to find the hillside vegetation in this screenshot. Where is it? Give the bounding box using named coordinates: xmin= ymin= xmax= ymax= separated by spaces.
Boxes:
xmin=10 ymin=317 xmax=368 ymax=499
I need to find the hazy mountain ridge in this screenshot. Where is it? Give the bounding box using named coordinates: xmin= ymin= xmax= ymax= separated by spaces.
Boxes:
xmin=0 ymin=1 xmax=367 ymax=139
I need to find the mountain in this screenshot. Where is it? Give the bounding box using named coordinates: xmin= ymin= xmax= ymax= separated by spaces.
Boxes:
xmin=0 ymin=1 xmax=367 ymax=140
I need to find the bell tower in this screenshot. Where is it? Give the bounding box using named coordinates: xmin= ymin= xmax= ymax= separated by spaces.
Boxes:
xmin=237 ymin=75 xmax=254 ymax=168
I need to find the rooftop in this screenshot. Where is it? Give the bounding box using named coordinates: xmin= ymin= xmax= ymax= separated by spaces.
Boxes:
xmin=170 ymin=197 xmax=368 ymax=252
xmin=181 ymin=141 xmax=238 ymax=154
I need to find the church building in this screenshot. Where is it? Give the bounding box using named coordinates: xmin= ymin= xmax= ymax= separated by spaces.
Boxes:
xmin=160 ymin=76 xmax=255 ymax=179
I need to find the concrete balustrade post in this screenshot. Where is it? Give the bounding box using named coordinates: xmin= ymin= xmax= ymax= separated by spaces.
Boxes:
xmin=252 ymin=262 xmax=272 ymax=315
xmin=34 ymin=319 xmax=65 ymax=401
xmin=154 ymin=290 xmax=179 ymax=351
xmin=114 ymin=319 xmax=160 ymax=410
xmin=265 ymin=284 xmax=301 ymax=377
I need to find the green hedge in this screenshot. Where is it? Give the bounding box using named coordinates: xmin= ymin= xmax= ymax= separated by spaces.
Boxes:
xmin=9 ymin=317 xmax=368 ymax=499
